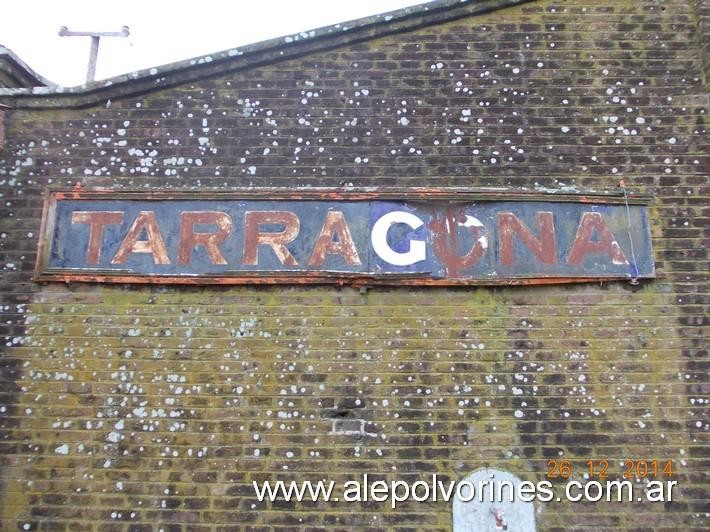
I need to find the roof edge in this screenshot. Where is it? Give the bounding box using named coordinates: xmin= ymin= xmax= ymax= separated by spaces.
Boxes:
xmin=0 ymin=45 xmax=54 ymax=89
xmin=0 ymin=0 xmax=534 ymax=109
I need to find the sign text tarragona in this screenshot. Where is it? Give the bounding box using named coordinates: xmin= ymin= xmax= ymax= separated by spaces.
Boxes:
xmin=35 ymin=189 xmax=655 ymax=285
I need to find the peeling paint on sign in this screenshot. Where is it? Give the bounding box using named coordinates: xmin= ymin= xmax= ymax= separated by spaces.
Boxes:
xmin=35 ymin=188 xmax=655 ymax=286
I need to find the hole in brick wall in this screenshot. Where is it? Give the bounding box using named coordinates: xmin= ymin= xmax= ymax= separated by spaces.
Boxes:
xmin=322 ymin=398 xmax=377 ymax=438
xmin=326 ymin=408 xmax=352 ymax=419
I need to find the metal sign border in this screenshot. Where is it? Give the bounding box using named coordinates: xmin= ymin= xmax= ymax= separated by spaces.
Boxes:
xmin=34 ymin=187 xmax=654 ymax=287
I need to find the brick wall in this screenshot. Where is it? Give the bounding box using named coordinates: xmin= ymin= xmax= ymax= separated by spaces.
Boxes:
xmin=0 ymin=106 xmax=5 ymax=152
xmin=0 ymin=0 xmax=707 ymax=530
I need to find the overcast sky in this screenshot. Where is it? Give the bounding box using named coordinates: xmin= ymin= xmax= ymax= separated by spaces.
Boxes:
xmin=2 ymin=0 xmax=423 ymax=87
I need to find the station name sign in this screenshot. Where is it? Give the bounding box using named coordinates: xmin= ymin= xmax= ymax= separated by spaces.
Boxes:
xmin=35 ymin=189 xmax=655 ymax=286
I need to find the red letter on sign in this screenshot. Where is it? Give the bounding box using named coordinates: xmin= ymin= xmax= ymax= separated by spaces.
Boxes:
xmin=178 ymin=211 xmax=233 ymax=265
xmin=566 ymin=212 xmax=628 ymax=266
xmin=429 ymin=211 xmax=488 ymax=276
xmin=111 ymin=211 xmax=171 ymax=265
xmin=243 ymin=211 xmax=300 ymax=266
xmin=71 ymin=211 xmax=124 ymax=264
xmin=309 ymin=211 xmax=361 ymax=266
xmin=498 ymin=212 xmax=557 ymax=266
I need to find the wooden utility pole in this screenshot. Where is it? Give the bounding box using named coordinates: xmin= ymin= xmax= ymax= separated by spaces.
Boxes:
xmin=58 ymin=26 xmax=130 ymax=83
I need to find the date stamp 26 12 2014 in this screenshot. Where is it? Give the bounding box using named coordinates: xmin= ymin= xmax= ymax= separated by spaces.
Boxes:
xmin=546 ymin=459 xmax=674 ymax=480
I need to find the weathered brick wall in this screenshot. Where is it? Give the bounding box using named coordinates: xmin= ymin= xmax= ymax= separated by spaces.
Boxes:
xmin=696 ymin=0 xmax=710 ymax=86
xmin=0 ymin=106 xmax=5 ymax=152
xmin=0 ymin=0 xmax=707 ymax=530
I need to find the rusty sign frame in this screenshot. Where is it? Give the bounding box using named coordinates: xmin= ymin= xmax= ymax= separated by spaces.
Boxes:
xmin=34 ymin=187 xmax=655 ymax=287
